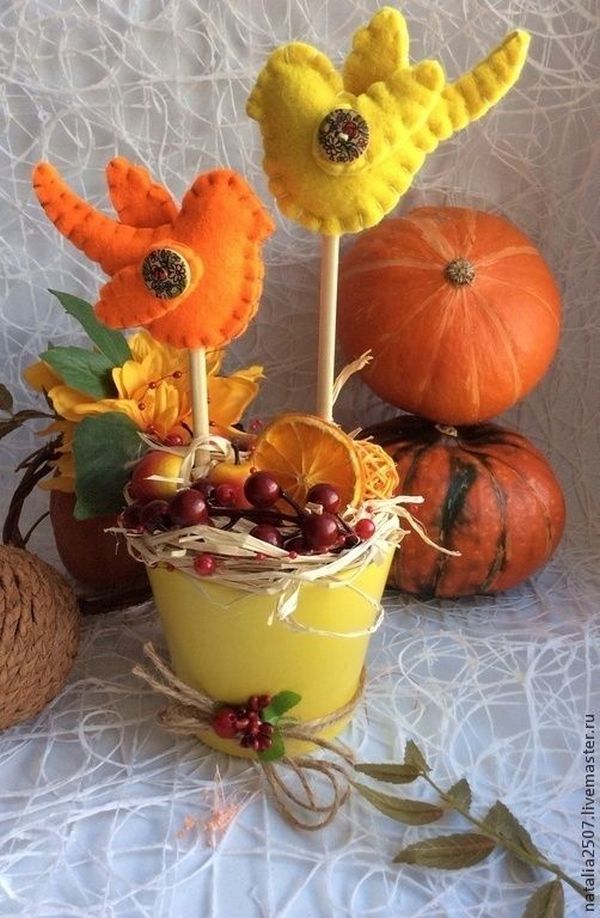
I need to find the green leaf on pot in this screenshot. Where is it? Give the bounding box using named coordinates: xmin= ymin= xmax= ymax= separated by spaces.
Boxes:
xmin=262 ymin=691 xmax=302 ymax=724
xmin=257 ymin=726 xmax=285 ymax=762
xmin=354 ymin=762 xmax=420 ymax=784
xmin=49 ymin=290 xmax=132 ymax=365
xmin=0 ymin=383 xmax=13 ymax=413
xmin=393 ymin=833 xmax=496 ymax=868
xmin=73 ymin=411 xmax=142 ymax=519
xmin=353 ymin=783 xmax=444 ymax=825
xmin=40 ymin=346 xmax=117 ymax=399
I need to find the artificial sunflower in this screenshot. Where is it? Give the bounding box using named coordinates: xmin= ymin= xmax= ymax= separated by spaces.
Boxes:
xmin=25 ymin=329 xmax=263 ymax=493
xmin=247 ymin=7 xmax=529 ymax=235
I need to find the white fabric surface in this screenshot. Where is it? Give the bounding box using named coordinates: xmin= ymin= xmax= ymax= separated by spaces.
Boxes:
xmin=0 ymin=1 xmax=599 ymax=916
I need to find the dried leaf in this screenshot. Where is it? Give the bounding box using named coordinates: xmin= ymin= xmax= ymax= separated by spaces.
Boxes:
xmin=354 ymin=783 xmax=444 ymax=825
xmin=523 ymin=880 xmax=564 ymax=918
xmin=404 ymin=740 xmax=430 ymax=773
xmin=0 ymin=410 xmax=52 ymax=441
xmin=393 ymin=833 xmax=496 ymax=869
xmin=483 ymin=801 xmax=541 ymax=858
xmin=354 ymin=762 xmax=420 ymax=784
xmin=445 ymin=778 xmax=472 ymax=811
xmin=0 ymin=383 xmax=13 ymax=413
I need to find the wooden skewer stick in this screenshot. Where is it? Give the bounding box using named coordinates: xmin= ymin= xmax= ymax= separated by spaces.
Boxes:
xmin=189 ymin=347 xmax=210 ymax=467
xmin=316 ymin=234 xmax=340 ymax=422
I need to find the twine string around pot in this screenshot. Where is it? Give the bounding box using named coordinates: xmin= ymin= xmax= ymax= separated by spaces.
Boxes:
xmin=133 ymin=642 xmax=360 ymax=829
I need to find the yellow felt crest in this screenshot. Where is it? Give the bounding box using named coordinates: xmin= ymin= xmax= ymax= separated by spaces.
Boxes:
xmin=247 ymin=7 xmax=530 ymax=235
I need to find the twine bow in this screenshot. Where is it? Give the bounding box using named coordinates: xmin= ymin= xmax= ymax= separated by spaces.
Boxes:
xmin=133 ymin=643 xmax=362 ymax=829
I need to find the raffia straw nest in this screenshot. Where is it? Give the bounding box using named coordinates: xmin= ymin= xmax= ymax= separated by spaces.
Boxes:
xmin=0 ymin=546 xmax=80 ymax=730
xmin=117 ymin=496 xmax=447 ymax=598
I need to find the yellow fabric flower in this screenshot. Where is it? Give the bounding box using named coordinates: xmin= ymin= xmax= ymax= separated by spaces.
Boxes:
xmin=25 ymin=330 xmax=264 ymax=491
xmin=247 ymin=7 xmax=530 ymax=235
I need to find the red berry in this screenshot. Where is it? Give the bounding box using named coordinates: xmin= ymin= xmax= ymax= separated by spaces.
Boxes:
xmin=212 ymin=706 xmax=239 ymax=739
xmin=301 ymin=512 xmax=340 ymax=550
xmin=306 ymin=483 xmax=341 ymax=514
xmin=163 ymin=433 xmax=184 ymax=446
xmin=119 ymin=503 xmax=143 ymax=531
xmin=169 ymin=488 xmax=208 ymax=527
xmin=355 ymin=518 xmax=376 ymax=541
xmin=215 ymin=483 xmax=240 ymax=506
xmin=192 ymin=478 xmax=215 ymax=500
xmin=244 ymin=471 xmax=282 ymax=508
xmin=194 ymin=553 xmax=216 ymax=576
xmin=140 ymin=500 xmax=171 ymax=532
xmin=284 ymin=536 xmax=308 ymax=556
xmin=250 ymin=524 xmax=283 ymax=547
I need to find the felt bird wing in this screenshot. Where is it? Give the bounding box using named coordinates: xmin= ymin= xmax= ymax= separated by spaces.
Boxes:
xmin=32 ymin=159 xmax=275 ymax=349
xmin=247 ymin=6 xmax=530 ymax=235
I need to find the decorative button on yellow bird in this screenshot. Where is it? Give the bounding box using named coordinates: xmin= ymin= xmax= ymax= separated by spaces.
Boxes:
xmin=32 ymin=158 xmax=274 ymax=349
xmin=247 ymin=6 xmax=530 ymax=235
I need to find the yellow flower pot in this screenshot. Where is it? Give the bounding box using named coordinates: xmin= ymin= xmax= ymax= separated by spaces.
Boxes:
xmin=147 ymin=547 xmax=393 ymax=759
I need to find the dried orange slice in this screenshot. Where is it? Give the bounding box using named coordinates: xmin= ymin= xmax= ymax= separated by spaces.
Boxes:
xmin=251 ymin=412 xmax=364 ymax=509
xmin=353 ymin=439 xmax=399 ymax=499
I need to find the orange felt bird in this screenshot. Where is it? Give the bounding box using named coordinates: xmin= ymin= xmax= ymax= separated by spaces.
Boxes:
xmin=32 ymin=158 xmax=275 ymax=349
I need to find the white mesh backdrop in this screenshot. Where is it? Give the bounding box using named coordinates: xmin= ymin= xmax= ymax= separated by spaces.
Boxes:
xmin=0 ymin=2 xmax=599 ymax=916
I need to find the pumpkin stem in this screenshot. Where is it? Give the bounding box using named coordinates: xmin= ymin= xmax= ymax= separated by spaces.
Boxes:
xmin=445 ymin=257 xmax=475 ymax=286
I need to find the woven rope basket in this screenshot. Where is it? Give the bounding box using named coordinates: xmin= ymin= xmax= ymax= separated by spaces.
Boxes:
xmin=0 ymin=546 xmax=80 ymax=730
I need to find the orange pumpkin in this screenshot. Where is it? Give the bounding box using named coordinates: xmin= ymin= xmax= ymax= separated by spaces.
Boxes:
xmin=364 ymin=416 xmax=565 ymax=598
xmin=49 ymin=491 xmax=147 ymax=592
xmin=339 ymin=207 xmax=562 ymax=425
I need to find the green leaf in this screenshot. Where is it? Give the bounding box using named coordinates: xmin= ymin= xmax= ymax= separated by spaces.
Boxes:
xmin=0 ymin=410 xmax=53 ymax=441
xmin=354 ymin=783 xmax=444 ymax=825
xmin=40 ymin=346 xmax=117 ymax=398
xmin=73 ymin=412 xmax=142 ymax=519
xmin=354 ymin=762 xmax=420 ymax=784
xmin=393 ymin=833 xmax=496 ymax=869
xmin=49 ymin=290 xmax=131 ymax=365
xmin=482 ymin=801 xmax=541 ymax=859
xmin=445 ymin=778 xmax=472 ymax=811
xmin=258 ymin=727 xmax=285 ymax=762
xmin=523 ymin=880 xmax=564 ymax=918
xmin=404 ymin=740 xmax=430 ymax=773
xmin=0 ymin=383 xmax=13 ymax=413
xmin=261 ymin=691 xmax=302 ymax=725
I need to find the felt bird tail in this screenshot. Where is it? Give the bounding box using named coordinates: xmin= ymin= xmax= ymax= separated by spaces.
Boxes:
xmin=32 ymin=162 xmax=161 ymax=275
xmin=414 ymin=30 xmax=531 ymax=154
xmin=106 ymin=157 xmax=179 ymax=228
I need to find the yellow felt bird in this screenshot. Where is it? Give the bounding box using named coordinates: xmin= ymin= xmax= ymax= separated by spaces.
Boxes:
xmin=247 ymin=7 xmax=530 ymax=235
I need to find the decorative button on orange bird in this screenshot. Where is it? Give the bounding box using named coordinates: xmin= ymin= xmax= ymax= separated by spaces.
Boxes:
xmin=32 ymin=158 xmax=275 ymax=349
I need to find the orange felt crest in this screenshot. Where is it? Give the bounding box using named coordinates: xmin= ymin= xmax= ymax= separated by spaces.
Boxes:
xmin=32 ymin=158 xmax=275 ymax=348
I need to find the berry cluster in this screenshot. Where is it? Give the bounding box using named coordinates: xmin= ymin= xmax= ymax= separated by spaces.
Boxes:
xmin=121 ymin=463 xmax=377 ymax=572
xmin=212 ymin=693 xmax=274 ymax=752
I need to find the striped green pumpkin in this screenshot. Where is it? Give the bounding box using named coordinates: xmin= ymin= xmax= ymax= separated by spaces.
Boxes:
xmin=364 ymin=416 xmax=565 ymax=598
